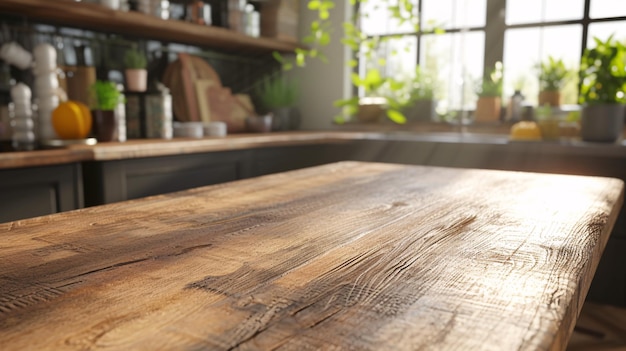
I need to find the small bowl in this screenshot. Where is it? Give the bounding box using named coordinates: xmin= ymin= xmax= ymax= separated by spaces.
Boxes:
xmin=245 ymin=114 xmax=272 ymax=133
xmin=173 ymin=122 xmax=204 ymax=138
xmin=203 ymin=121 xmax=227 ymax=137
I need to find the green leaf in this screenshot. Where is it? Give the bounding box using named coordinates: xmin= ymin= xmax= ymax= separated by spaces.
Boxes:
xmin=333 ymin=96 xmax=359 ymax=107
xmin=364 ymin=68 xmax=383 ymax=89
xmin=296 ymin=53 xmax=306 ymax=67
xmin=351 ymin=72 xmax=364 ymax=86
xmin=348 ymin=59 xmax=358 ymax=68
xmin=387 ymin=109 xmax=407 ymax=124
xmin=334 ymin=115 xmax=346 ymax=124
xmin=319 ymin=32 xmax=331 ymax=46
xmin=308 ymin=0 xmax=320 ymax=10
xmin=272 ymin=51 xmax=284 ymax=63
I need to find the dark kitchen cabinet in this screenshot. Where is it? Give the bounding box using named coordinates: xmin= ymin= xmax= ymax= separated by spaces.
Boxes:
xmin=82 ymin=150 xmax=249 ymax=206
xmin=0 ymin=163 xmax=83 ymax=223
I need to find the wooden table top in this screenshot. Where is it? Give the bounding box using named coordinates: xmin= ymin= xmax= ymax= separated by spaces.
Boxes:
xmin=0 ymin=161 xmax=623 ymax=350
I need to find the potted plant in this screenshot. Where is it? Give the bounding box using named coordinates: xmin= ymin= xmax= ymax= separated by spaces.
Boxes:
xmin=474 ymin=62 xmax=503 ymax=123
xmin=538 ymin=56 xmax=572 ymax=107
xmin=275 ymin=1 xmax=420 ymax=124
xmin=401 ymin=66 xmax=437 ymax=122
xmin=579 ymin=34 xmax=626 ymax=143
xmin=256 ymin=73 xmax=300 ymax=131
xmin=124 ymin=47 xmax=148 ymax=92
xmin=90 ymin=80 xmax=122 ymax=142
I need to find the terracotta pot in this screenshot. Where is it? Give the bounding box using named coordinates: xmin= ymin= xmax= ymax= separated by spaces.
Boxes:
xmin=357 ymin=98 xmax=386 ymax=123
xmin=125 ymin=69 xmax=147 ymax=92
xmin=538 ymin=90 xmax=561 ymax=107
xmin=474 ymin=96 xmax=501 ymax=123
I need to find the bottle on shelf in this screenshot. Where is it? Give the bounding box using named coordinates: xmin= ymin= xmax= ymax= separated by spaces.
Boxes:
xmin=506 ymin=90 xmax=524 ymax=122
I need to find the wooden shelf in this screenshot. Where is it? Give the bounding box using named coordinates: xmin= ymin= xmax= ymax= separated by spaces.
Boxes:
xmin=0 ymin=0 xmax=303 ymax=54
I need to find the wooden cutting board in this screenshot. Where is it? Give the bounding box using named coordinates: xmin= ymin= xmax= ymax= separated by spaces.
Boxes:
xmin=162 ymin=53 xmax=257 ymax=131
xmin=162 ymin=54 xmax=221 ymax=122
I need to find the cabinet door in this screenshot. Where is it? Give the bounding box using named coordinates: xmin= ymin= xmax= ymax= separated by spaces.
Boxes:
xmin=83 ymin=150 xmax=247 ymax=206
xmin=249 ymin=143 xmax=358 ymax=177
xmin=0 ymin=163 xmax=83 ymax=223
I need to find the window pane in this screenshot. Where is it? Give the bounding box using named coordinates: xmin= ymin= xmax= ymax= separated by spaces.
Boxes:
xmin=590 ymin=0 xmax=626 ymax=19
xmin=422 ymin=0 xmax=486 ymax=30
xmin=587 ymin=21 xmax=626 ymax=47
xmin=359 ymin=37 xmax=418 ymax=96
xmin=361 ymin=0 xmax=417 ymax=36
xmin=506 ymin=0 xmax=584 ymax=25
xmin=420 ymin=31 xmax=485 ymax=112
xmin=503 ymin=25 xmax=582 ymax=106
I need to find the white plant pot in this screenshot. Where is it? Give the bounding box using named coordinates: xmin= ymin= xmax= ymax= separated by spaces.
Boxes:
xmin=125 ymin=69 xmax=147 ymax=92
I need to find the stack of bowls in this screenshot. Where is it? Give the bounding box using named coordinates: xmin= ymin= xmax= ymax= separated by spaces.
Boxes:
xmin=9 ymin=83 xmax=35 ymax=150
xmin=32 ymin=43 xmax=65 ymax=140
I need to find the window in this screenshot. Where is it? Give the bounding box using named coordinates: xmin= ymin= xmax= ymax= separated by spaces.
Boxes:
xmin=357 ymin=0 xmax=626 ymax=119
xmin=358 ymin=0 xmax=486 ymax=117
xmin=590 ymin=0 xmax=626 ymax=19
xmin=506 ymin=0 xmax=584 ymax=25
xmin=503 ymin=25 xmax=582 ymax=105
xmin=420 ymin=31 xmax=485 ymax=111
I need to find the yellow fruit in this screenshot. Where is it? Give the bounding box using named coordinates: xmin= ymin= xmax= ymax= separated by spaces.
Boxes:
xmin=510 ymin=121 xmax=542 ymax=141
xmin=52 ymin=101 xmax=93 ymax=139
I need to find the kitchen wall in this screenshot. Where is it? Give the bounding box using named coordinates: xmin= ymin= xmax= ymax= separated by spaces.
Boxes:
xmin=292 ymin=2 xmax=353 ymax=130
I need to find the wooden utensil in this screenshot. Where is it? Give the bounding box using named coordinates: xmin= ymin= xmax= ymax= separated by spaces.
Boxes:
xmin=178 ymin=52 xmax=200 ymax=122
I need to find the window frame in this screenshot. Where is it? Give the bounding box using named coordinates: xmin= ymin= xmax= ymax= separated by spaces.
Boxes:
xmin=356 ymin=0 xmax=626 ymax=100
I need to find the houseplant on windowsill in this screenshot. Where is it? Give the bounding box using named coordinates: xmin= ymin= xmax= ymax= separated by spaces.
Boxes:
xmin=256 ymin=73 xmax=300 ymax=131
xmin=578 ymin=34 xmax=626 ymax=143
xmin=474 ymin=62 xmax=503 ymax=123
xmin=538 ymin=56 xmax=572 ymax=107
xmin=90 ymin=80 xmax=122 ymax=142
xmin=274 ymin=0 xmax=421 ymax=124
xmin=400 ymin=66 xmax=437 ymax=122
xmin=124 ymin=47 xmax=148 ymax=92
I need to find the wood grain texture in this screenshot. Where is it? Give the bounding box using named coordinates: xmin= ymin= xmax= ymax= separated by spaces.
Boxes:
xmin=0 ymin=132 xmax=364 ymax=169
xmin=0 ymin=0 xmax=303 ymax=54
xmin=68 ymin=132 xmax=365 ymax=161
xmin=3 ymin=131 xmax=626 ymax=170
xmin=0 ymin=161 xmax=623 ymax=350
xmin=0 ymin=148 xmax=91 ymax=169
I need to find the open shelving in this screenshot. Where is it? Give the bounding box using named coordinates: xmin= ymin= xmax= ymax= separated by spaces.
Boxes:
xmin=0 ymin=0 xmax=302 ymax=54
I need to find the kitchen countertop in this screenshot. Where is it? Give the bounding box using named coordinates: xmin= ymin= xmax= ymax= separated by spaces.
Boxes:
xmin=1 ymin=130 xmax=625 ymax=170
xmin=0 ymin=161 xmax=623 ymax=350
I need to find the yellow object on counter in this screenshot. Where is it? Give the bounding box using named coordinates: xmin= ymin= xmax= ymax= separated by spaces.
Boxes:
xmin=510 ymin=121 xmax=542 ymax=141
xmin=52 ymin=101 xmax=93 ymax=139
